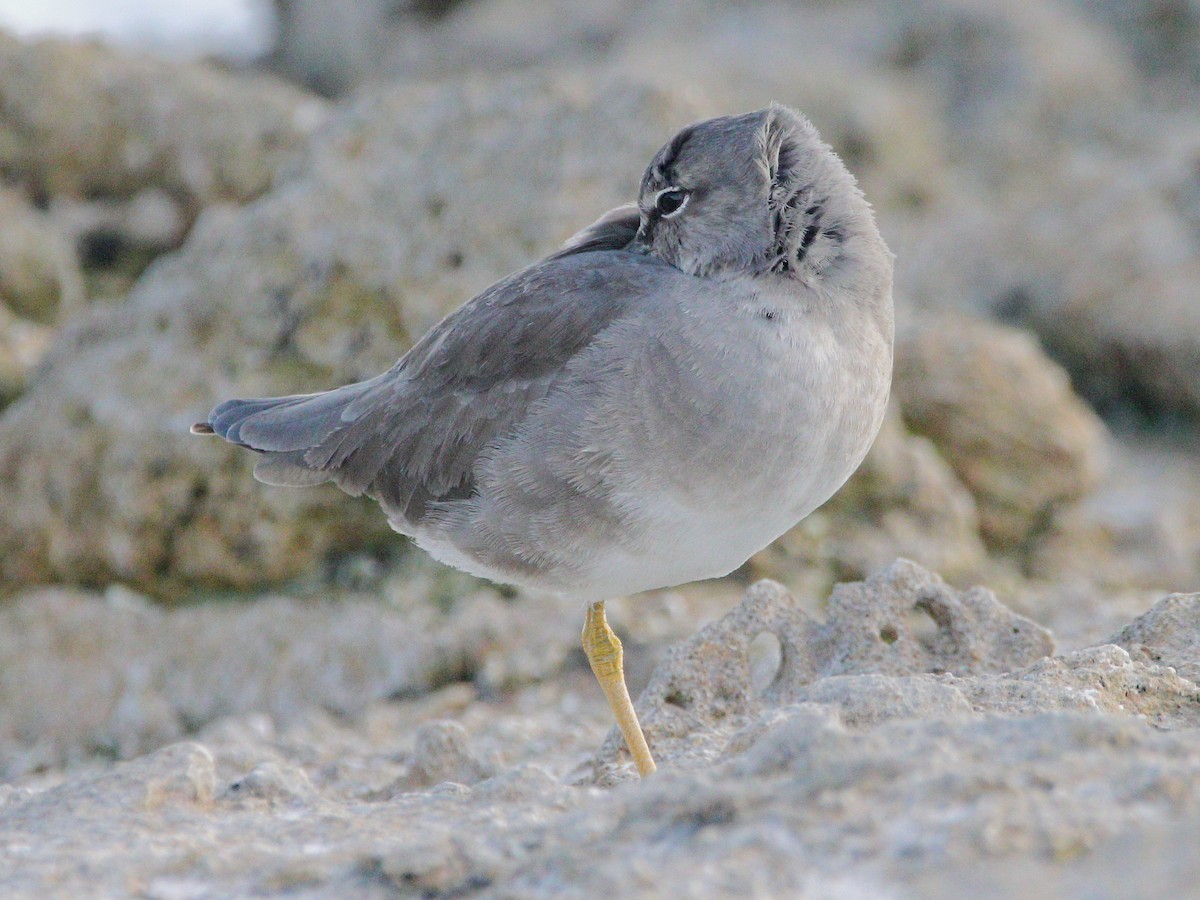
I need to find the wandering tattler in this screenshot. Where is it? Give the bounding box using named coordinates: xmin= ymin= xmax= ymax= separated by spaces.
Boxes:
xmin=193 ymin=104 xmax=894 ymax=777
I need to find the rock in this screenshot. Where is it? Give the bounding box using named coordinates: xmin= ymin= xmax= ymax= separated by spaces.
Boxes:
xmin=0 ymin=306 xmax=52 ymax=409
xmin=399 ymin=720 xmax=495 ymax=790
xmin=269 ymin=0 xmax=397 ymax=96
xmin=802 ymin=559 xmax=1055 ymax=679
xmin=910 ymin=806 xmax=1200 ymax=899
xmin=1109 ymin=592 xmax=1200 ymax=683
xmin=0 ymin=578 xmax=584 ymax=777
xmin=888 ymin=99 xmax=1200 ymax=426
xmin=792 ymin=674 xmax=976 ymax=729
xmin=2 ymin=743 xmax=215 ymax=821
xmin=0 ymin=31 xmax=325 ymax=209
xmin=1007 ymin=579 xmax=1168 ymax=659
xmin=223 ymin=760 xmax=318 ymax=808
xmin=954 ymin=643 xmax=1200 ymax=729
xmin=0 ymin=189 xmax=83 ymax=324
xmin=1 ymin=567 xmax=1199 ymax=896
xmin=1052 ymin=149 xmax=1200 ymax=421
xmin=894 ymin=313 xmax=1109 ymax=550
xmin=48 ymin=189 xmax=191 ymax=302
xmin=1077 ymin=0 xmax=1200 ymax=90
xmin=1026 ymin=433 xmax=1200 ymax=593
xmin=0 ymin=31 xmax=325 ymax=311
xmin=278 ymin=0 xmax=966 ymax=244
xmin=0 ymin=72 xmax=707 ymax=592
xmin=270 ymin=0 xmax=636 ymax=97
xmin=591 ymin=560 xmax=1053 ymax=778
xmin=855 ymin=0 xmax=1138 ymax=168
xmin=949 ymin=133 xmax=1199 ymax=424
xmin=912 ymin=163 xmax=1200 ymax=422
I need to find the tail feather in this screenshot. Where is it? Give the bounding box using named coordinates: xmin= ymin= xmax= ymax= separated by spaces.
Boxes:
xmin=209 ymin=395 xmax=314 ymax=446
xmin=211 ymin=386 xmax=362 ymax=451
xmin=252 ymin=451 xmax=337 ymax=487
xmin=194 ymin=378 xmax=385 ymax=489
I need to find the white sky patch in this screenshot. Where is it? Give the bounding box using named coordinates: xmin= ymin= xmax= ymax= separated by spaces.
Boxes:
xmin=0 ymin=0 xmax=273 ymax=59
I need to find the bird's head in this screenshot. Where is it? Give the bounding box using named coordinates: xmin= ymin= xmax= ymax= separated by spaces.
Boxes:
xmin=634 ymin=104 xmax=880 ymax=283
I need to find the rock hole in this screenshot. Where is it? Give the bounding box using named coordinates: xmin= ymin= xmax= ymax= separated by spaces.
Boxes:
xmin=907 ymin=604 xmax=941 ymax=651
xmin=748 ymin=631 xmax=783 ymax=694
xmin=79 ymin=229 xmax=124 ymax=268
xmin=664 ymin=688 xmax=692 ymax=709
xmin=424 ymin=195 xmax=446 ymax=218
xmin=879 ymin=624 xmax=899 ymax=645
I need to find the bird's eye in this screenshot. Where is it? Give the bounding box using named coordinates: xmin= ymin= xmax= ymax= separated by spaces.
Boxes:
xmin=655 ymin=188 xmax=689 ymax=218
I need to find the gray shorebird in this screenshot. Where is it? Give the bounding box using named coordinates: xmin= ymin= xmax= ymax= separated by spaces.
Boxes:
xmin=194 ymin=104 xmax=894 ymax=777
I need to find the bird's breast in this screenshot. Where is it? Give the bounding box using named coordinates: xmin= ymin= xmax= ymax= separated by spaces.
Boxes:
xmin=623 ymin=299 xmax=888 ymax=511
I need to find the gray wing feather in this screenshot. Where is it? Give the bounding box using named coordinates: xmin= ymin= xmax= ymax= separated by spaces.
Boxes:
xmin=549 ymin=204 xmax=641 ymax=259
xmin=253 ymin=453 xmax=335 ymax=486
xmin=199 ymin=245 xmax=675 ymax=528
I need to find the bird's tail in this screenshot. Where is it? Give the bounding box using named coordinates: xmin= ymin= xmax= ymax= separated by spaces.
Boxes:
xmin=192 ymin=378 xmax=380 ymax=489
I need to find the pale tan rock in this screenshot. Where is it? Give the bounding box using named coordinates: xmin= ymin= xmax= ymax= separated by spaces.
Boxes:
xmin=0 ymin=579 xmax=562 ymax=777
xmin=895 ymin=313 xmax=1109 ymax=550
xmin=222 ymin=760 xmax=318 ymax=808
xmin=1110 ymin=592 xmax=1200 ymax=684
xmin=0 ymin=189 xmax=83 ymax=325
xmin=46 ymin=189 xmax=192 ymax=303
xmin=1022 ymin=142 xmax=1200 ymax=421
xmin=1027 ymin=434 xmax=1200 ymax=593
xmin=0 ymin=306 xmax=53 ymax=407
xmin=590 ymin=560 xmax=1053 ymax=779
xmin=1080 ymin=0 xmax=1200 ymax=88
xmin=401 ymin=720 xmax=496 ymax=790
xmin=0 ymin=31 xmax=325 ymax=207
xmin=1 ymin=568 xmax=1199 ymax=897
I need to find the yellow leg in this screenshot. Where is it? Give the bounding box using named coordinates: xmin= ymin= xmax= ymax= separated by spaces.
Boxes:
xmin=582 ymin=601 xmax=656 ymax=777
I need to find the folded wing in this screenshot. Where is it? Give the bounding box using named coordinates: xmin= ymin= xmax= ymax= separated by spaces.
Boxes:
xmin=196 ymin=232 xmax=673 ymax=530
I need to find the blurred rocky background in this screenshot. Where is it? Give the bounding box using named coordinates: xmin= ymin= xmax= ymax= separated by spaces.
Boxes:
xmin=0 ymin=0 xmax=1198 ymax=896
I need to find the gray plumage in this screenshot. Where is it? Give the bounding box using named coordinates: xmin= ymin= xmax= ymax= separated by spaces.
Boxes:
xmin=197 ymin=104 xmax=894 ymax=603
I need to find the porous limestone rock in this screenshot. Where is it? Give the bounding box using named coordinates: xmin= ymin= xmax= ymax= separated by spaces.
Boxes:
xmin=1026 ymin=434 xmax=1200 ymax=594
xmin=894 ymin=313 xmax=1109 ymax=550
xmin=592 ymin=560 xmax=1054 ymax=777
xmin=0 ymin=189 xmax=83 ymax=325
xmin=398 ymin=720 xmax=497 ymax=790
xmin=1110 ymin=592 xmax=1200 ymax=684
xmin=0 ymin=306 xmax=52 ymax=409
xmin=0 ymin=31 xmax=325 ymax=209
xmin=2 ymin=568 xmax=1200 ymax=897
xmin=1078 ymin=0 xmax=1200 ymax=89
xmin=0 ymin=576 xmax=584 ymax=778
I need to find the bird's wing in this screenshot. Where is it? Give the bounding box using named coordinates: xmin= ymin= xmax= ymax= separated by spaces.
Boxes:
xmin=549 ymin=204 xmax=641 ymax=259
xmin=203 ymin=246 xmax=678 ymax=529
